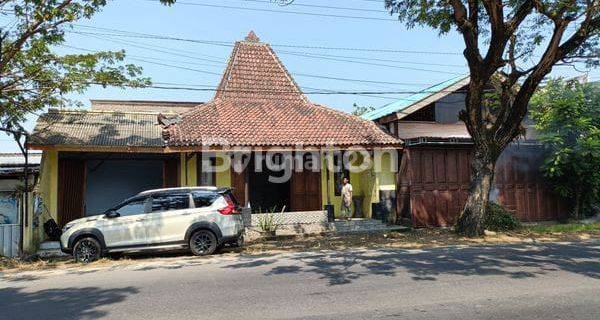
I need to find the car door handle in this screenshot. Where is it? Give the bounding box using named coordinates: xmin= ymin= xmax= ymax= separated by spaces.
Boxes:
xmin=135 ymin=218 xmax=147 ymax=221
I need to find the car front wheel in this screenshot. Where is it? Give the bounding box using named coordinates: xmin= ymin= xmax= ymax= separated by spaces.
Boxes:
xmin=189 ymin=230 xmax=218 ymax=256
xmin=73 ymin=237 xmax=102 ymax=263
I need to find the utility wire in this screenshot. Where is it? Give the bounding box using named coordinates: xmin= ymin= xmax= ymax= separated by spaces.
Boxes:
xmin=71 ymin=31 xmax=462 ymax=75
xmin=142 ymin=0 xmax=397 ymax=21
xmin=70 ymin=29 xmax=465 ymax=69
xmin=145 ymin=0 xmax=389 ymax=13
xmin=62 ymin=38 xmax=444 ymax=87
xmin=72 ymin=24 xmax=463 ymax=55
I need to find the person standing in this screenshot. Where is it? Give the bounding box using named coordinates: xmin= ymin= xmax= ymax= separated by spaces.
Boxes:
xmin=340 ymin=177 xmax=353 ymax=220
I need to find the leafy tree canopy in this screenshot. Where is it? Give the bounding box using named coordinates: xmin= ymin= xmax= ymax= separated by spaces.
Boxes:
xmin=385 ymin=0 xmax=599 ymax=236
xmin=0 ymin=0 xmax=175 ymax=136
xmin=351 ymin=103 xmax=375 ymax=116
xmin=530 ymin=78 xmax=600 ymax=218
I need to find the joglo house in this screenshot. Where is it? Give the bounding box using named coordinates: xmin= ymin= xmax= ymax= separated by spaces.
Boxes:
xmin=16 ymin=31 xmax=566 ymax=253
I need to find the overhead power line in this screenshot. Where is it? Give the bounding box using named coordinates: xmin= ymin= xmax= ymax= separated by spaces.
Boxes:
xmin=70 ymin=29 xmax=465 ymax=70
xmin=141 ymin=0 xmax=397 ymax=22
xmin=81 ymin=82 xmax=472 ymax=95
xmin=62 ymin=40 xmax=446 ymax=88
xmin=147 ymin=0 xmax=389 ymax=13
xmin=73 ymin=30 xmax=462 ymax=75
xmin=72 ymin=24 xmax=463 ymax=55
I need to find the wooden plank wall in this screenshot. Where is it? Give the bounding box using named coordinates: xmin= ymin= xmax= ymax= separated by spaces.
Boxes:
xmin=402 ymin=145 xmax=567 ymax=228
xmin=57 ymin=159 xmax=86 ymax=227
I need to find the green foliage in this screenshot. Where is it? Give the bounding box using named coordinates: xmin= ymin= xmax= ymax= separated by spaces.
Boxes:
xmin=386 ymin=0 xmax=599 ymax=237
xmin=0 ymin=0 xmax=174 ymax=136
xmin=351 ymin=103 xmax=375 ymax=116
xmin=484 ymin=202 xmax=520 ymax=231
xmin=530 ymin=79 xmax=600 ymax=219
xmin=385 ymin=0 xmax=599 ymax=63
xmin=525 ymin=222 xmax=600 ymax=234
xmin=257 ymin=213 xmax=278 ymax=233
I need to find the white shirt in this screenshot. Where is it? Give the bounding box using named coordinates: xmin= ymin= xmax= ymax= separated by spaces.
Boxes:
xmin=341 ymin=183 xmax=353 ymax=206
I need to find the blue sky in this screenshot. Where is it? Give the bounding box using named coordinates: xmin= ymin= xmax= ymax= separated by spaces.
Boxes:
xmin=1 ymin=0 xmax=598 ymax=152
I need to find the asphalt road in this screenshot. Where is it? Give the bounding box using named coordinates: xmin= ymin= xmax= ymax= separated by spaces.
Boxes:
xmin=1 ymin=241 xmax=599 ymax=320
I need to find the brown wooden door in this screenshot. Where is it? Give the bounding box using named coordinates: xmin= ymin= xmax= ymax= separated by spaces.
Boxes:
xmin=57 ymin=158 xmax=86 ymax=227
xmin=290 ymin=155 xmax=322 ymax=211
xmin=231 ymin=155 xmax=247 ymax=206
xmin=163 ymin=158 xmax=180 ymax=188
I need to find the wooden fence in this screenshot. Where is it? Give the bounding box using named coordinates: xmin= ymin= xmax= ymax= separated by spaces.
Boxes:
xmin=398 ymin=144 xmax=568 ymax=228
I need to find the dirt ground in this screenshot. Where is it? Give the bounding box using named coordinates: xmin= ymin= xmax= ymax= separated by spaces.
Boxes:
xmin=2 ymin=225 xmax=598 ymax=275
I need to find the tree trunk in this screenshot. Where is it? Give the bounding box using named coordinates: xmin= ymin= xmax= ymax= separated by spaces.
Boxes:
xmin=456 ymin=149 xmax=497 ymax=237
xmin=573 ymin=187 xmax=582 ymax=220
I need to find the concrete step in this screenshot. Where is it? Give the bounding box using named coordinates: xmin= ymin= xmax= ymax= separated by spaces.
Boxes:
xmin=333 ymin=225 xmax=409 ymax=234
xmin=39 ymin=241 xmax=60 ymax=250
xmin=37 ymin=241 xmax=68 ymax=258
xmin=328 ymin=219 xmax=403 ymax=234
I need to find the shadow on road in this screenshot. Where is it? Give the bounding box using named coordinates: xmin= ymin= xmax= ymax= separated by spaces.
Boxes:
xmin=225 ymin=242 xmax=600 ymax=286
xmin=0 ymin=286 xmax=139 ymax=319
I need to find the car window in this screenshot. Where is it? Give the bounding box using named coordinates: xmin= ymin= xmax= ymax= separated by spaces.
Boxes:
xmin=151 ymin=193 xmax=190 ymax=213
xmin=192 ymin=191 xmax=219 ymax=208
xmin=223 ymin=191 xmax=239 ymax=206
xmin=115 ymin=197 xmax=151 ymax=217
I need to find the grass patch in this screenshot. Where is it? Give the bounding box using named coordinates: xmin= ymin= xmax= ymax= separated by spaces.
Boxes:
xmin=0 ymin=256 xmax=72 ymax=272
xmin=523 ymin=222 xmax=600 ymax=234
xmin=3 ymin=223 xmax=599 ymax=274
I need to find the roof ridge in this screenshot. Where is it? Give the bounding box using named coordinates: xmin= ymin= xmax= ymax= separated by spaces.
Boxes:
xmin=214 ymin=40 xmax=242 ymax=100
xmin=264 ymin=42 xmax=307 ymax=103
xmin=90 ymin=99 xmax=203 ymax=105
xmin=46 ymin=108 xmax=173 ymax=116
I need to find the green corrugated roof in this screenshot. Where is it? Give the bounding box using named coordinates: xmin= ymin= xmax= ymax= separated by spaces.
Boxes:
xmin=362 ymin=75 xmax=469 ymax=120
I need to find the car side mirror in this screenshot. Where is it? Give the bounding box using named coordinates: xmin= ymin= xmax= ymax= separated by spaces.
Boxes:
xmin=105 ymin=210 xmax=120 ymax=218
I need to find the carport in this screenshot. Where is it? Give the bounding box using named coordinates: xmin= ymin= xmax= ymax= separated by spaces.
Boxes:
xmin=28 ymin=109 xmax=181 ymax=226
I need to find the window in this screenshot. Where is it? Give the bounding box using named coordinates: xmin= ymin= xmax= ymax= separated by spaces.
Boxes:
xmin=197 ymin=156 xmax=217 ymax=186
xmin=151 ymin=193 xmax=190 ymax=212
xmin=333 ymin=153 xmax=350 ymax=196
xmin=115 ymin=197 xmax=151 ymax=217
xmin=192 ymin=191 xmax=219 ymax=208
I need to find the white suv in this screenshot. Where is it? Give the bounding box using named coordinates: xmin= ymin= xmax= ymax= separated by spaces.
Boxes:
xmin=60 ymin=187 xmax=244 ymax=263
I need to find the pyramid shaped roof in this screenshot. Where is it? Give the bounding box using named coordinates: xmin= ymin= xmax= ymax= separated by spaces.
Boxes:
xmin=164 ymin=32 xmax=400 ymax=149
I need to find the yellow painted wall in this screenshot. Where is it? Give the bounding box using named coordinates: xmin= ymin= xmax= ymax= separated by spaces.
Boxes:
xmin=375 ymin=150 xmax=397 ymax=192
xmin=320 ymin=151 xmax=375 ymax=218
xmin=215 ymin=154 xmax=231 ymax=187
xmin=27 ymin=150 xmax=58 ymax=250
xmin=179 ymin=153 xmax=197 ymax=187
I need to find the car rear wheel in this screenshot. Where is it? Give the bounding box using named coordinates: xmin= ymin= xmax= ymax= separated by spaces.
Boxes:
xmin=189 ymin=230 xmax=218 ymax=256
xmin=73 ymin=237 xmax=102 ymax=263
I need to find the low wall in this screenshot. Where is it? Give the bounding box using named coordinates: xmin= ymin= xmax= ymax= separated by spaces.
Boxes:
xmin=250 ymin=210 xmax=328 ymax=226
xmin=244 ymin=210 xmax=329 ymax=241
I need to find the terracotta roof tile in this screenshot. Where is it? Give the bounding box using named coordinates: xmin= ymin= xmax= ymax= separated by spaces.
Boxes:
xmin=166 ymin=32 xmax=399 ymax=148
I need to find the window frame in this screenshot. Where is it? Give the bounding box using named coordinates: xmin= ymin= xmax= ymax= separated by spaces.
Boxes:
xmin=197 ymin=155 xmax=217 ymax=187
xmin=113 ymin=196 xmax=152 ymax=217
xmin=149 ymin=192 xmax=192 ymax=213
xmin=191 ymin=191 xmax=220 ymax=209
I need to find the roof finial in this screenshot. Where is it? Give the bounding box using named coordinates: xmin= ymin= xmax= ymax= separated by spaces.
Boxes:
xmin=245 ymin=30 xmax=260 ymax=42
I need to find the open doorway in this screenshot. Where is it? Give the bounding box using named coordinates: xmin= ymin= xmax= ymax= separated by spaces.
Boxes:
xmin=248 ymin=153 xmax=290 ymax=213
